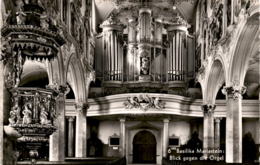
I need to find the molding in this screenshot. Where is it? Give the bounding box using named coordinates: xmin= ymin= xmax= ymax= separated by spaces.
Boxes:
xmin=64 ymin=95 xmax=260 ymax=118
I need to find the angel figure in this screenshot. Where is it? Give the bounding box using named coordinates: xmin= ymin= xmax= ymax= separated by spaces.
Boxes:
xmin=129 ymin=97 xmax=139 ymax=107
xmin=153 ymin=97 xmax=165 ymax=109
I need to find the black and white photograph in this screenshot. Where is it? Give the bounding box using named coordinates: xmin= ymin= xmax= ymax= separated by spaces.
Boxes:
xmin=0 ymin=0 xmax=259 ymax=165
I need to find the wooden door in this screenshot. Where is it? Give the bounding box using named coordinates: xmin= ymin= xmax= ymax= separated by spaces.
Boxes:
xmin=133 ymin=130 xmax=156 ymax=163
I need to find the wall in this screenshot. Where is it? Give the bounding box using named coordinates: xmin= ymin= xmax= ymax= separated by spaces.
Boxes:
xmin=243 ymin=119 xmax=258 ymax=143
xmin=169 ymin=121 xmax=191 ymax=145
xmin=98 ymin=121 xmax=120 ymax=157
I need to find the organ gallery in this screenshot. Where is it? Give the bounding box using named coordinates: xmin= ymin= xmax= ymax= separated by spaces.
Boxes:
xmin=0 ymin=0 xmax=259 ymax=165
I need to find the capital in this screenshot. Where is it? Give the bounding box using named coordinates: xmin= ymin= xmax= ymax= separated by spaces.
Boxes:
xmin=163 ymin=118 xmax=170 ymax=123
xmin=222 ymin=84 xmax=246 ymax=100
xmin=67 ymin=116 xmax=75 ymax=122
xmin=201 ymin=104 xmax=216 ymax=115
xmin=74 ymin=102 xmax=89 ymax=112
xmin=214 ymin=117 xmax=222 ymax=123
xmin=119 ymin=118 xmax=126 ymax=122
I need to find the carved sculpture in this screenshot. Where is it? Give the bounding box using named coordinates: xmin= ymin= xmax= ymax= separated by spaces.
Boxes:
xmin=22 ymin=103 xmax=32 ymax=124
xmin=40 ymin=12 xmax=49 ymax=29
xmin=209 ymin=3 xmax=224 ymax=44
xmin=1 ymin=0 xmax=65 ymax=160
xmin=9 ymin=110 xmax=17 ymax=125
xmin=15 ymin=2 xmax=26 ymax=25
xmin=124 ymin=95 xmax=165 ymax=110
xmin=140 ymin=56 xmax=150 ymax=75
xmin=39 ymin=103 xmax=50 ymax=125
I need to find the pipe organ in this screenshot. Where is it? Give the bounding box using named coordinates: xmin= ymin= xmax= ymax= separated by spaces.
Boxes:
xmin=101 ymin=16 xmax=124 ymax=82
xmin=97 ymin=7 xmax=194 ymax=89
xmin=167 ymin=18 xmax=188 ymax=82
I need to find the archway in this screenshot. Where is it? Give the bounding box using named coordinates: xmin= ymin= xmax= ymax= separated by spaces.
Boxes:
xmin=204 ymin=59 xmax=225 ymax=104
xmin=20 ymin=60 xmax=49 ymax=88
xmin=133 ymin=130 xmax=156 ymax=164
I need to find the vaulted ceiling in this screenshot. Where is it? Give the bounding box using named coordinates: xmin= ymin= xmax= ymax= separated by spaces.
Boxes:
xmin=94 ymin=0 xmax=198 ymax=26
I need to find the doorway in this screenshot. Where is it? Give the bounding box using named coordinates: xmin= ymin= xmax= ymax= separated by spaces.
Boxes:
xmin=133 ymin=130 xmax=156 ymax=164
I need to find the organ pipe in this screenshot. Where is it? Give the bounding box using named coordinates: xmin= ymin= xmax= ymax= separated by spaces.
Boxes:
xmin=100 ymin=16 xmax=124 ymax=81
xmin=99 ymin=9 xmax=193 ymax=84
xmin=167 ymin=18 xmax=189 ymax=82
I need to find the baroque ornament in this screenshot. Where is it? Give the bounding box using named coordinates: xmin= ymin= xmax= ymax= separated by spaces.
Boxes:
xmin=8 ymin=88 xmax=57 ymax=159
xmin=75 ymin=102 xmax=89 ymax=112
xmin=222 ymin=82 xmax=247 ymax=100
xmin=124 ymin=95 xmax=165 ymax=111
xmin=201 ymin=104 xmax=216 ymax=116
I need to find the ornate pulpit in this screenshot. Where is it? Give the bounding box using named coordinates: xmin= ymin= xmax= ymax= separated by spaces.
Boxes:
xmin=1 ymin=0 xmax=65 ymax=160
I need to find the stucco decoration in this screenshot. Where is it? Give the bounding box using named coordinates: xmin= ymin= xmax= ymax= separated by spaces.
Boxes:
xmin=222 ymin=82 xmax=247 ymax=100
xmin=124 ymin=94 xmax=165 ymax=111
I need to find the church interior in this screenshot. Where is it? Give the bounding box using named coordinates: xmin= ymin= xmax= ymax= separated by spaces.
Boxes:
xmin=0 ymin=0 xmax=259 ymax=165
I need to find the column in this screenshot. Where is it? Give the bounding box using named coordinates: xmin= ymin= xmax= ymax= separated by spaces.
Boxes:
xmin=162 ymin=119 xmax=170 ymax=158
xmin=75 ymin=102 xmax=88 ymax=157
xmin=222 ymin=84 xmax=246 ymax=163
xmin=202 ymin=104 xmax=215 ymax=158
xmin=67 ymin=116 xmax=75 ymax=157
xmin=49 ymin=91 xmax=66 ymax=161
xmin=120 ymin=118 xmax=126 ymax=157
xmin=214 ymin=118 xmax=221 ymax=150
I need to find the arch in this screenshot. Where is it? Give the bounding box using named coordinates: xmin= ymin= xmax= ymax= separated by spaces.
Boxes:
xmin=133 ymin=130 xmax=157 ymax=164
xmin=19 ymin=60 xmax=49 ymax=88
xmin=228 ymin=13 xmax=260 ymax=86
xmin=65 ymin=82 xmax=75 ymax=99
xmin=46 ymin=48 xmax=66 ymax=87
xmin=203 ymin=59 xmax=226 ymax=104
xmin=65 ymin=53 xmax=87 ymax=102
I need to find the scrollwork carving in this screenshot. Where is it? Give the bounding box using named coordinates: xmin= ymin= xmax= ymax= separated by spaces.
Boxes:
xmin=201 ymin=104 xmax=216 ymax=116
xmin=4 ymin=50 xmax=25 ymax=89
xmin=124 ymin=95 xmax=165 ymax=111
xmin=101 ymin=13 xmax=123 ymax=27
xmin=9 ymin=88 xmax=57 ymax=126
xmin=222 ymin=83 xmax=246 ymax=100
xmin=75 ymin=102 xmax=89 ymax=112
